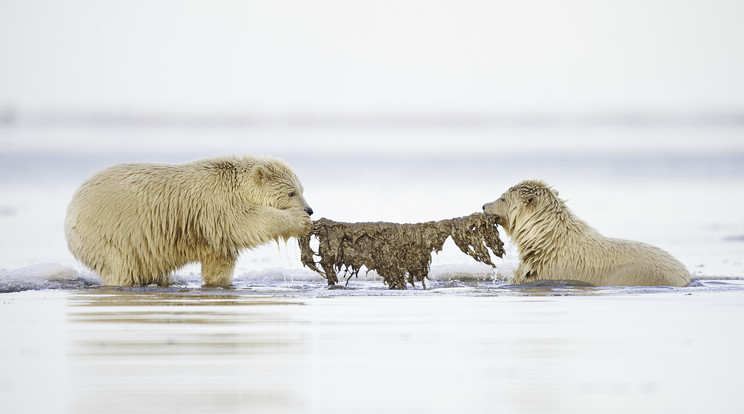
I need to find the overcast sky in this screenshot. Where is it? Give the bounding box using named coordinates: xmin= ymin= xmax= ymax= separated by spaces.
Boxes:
xmin=1 ymin=0 xmax=743 ymax=115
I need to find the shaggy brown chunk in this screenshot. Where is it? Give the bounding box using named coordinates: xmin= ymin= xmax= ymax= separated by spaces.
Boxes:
xmin=298 ymin=213 xmax=504 ymax=289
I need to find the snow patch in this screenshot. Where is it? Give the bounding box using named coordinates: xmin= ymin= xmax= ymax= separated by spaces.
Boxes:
xmin=0 ymin=263 xmax=97 ymax=293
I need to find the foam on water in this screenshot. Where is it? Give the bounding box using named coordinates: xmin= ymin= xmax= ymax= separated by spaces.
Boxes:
xmin=2 ymin=261 xmax=743 ymax=297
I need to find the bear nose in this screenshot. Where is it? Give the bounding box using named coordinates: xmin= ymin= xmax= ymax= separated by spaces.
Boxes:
xmin=305 ymin=207 xmax=314 ymax=216
xmin=482 ymin=204 xmax=486 ymax=211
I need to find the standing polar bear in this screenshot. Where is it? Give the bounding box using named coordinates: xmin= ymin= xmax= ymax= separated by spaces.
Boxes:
xmin=483 ymin=180 xmax=691 ymax=287
xmin=65 ymin=156 xmax=313 ymax=287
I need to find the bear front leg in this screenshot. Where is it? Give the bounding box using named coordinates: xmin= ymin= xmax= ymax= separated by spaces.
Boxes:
xmin=201 ymin=253 xmax=237 ymax=287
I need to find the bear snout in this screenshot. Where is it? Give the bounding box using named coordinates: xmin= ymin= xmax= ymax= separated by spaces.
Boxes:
xmin=305 ymin=207 xmax=314 ymax=216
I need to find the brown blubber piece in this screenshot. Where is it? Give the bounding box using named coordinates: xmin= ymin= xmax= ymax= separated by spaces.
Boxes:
xmin=298 ymin=213 xmax=504 ymax=289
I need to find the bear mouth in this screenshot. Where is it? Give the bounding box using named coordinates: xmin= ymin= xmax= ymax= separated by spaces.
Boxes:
xmin=483 ymin=212 xmax=503 ymax=225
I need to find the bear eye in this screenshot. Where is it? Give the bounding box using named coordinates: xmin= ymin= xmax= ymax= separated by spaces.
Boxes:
xmin=288 ymin=192 xmax=295 ymax=197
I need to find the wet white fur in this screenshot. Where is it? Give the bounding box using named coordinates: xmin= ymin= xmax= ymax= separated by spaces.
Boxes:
xmin=65 ymin=156 xmax=312 ymax=287
xmin=484 ymin=180 xmax=691 ymax=287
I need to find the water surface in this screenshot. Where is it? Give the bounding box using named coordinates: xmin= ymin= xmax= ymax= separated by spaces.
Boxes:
xmin=3 ymin=280 xmax=744 ymax=414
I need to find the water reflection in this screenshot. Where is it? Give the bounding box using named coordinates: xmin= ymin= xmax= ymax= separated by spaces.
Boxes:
xmin=62 ymin=288 xmax=744 ymax=414
xmin=68 ymin=291 xmax=310 ymax=414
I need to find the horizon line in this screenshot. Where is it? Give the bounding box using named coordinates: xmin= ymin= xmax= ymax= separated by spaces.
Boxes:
xmin=2 ymin=109 xmax=744 ymax=128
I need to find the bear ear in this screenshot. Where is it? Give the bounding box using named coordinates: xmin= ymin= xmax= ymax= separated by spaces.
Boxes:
xmin=251 ymin=164 xmax=270 ymax=184
xmin=525 ymin=195 xmax=537 ymax=206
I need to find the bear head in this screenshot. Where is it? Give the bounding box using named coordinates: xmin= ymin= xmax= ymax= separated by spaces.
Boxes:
xmin=482 ymin=179 xmax=562 ymax=236
xmin=243 ymin=157 xmax=313 ymax=216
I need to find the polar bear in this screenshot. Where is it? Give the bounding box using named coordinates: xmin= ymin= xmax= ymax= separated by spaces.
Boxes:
xmin=482 ymin=179 xmax=691 ymax=287
xmin=65 ymin=156 xmax=313 ymax=287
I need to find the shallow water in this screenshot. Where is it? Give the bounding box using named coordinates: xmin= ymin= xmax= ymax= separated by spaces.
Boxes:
xmin=3 ymin=282 xmax=744 ymax=414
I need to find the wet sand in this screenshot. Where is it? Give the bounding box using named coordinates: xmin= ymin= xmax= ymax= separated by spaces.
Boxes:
xmin=3 ymin=285 xmax=744 ymax=414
